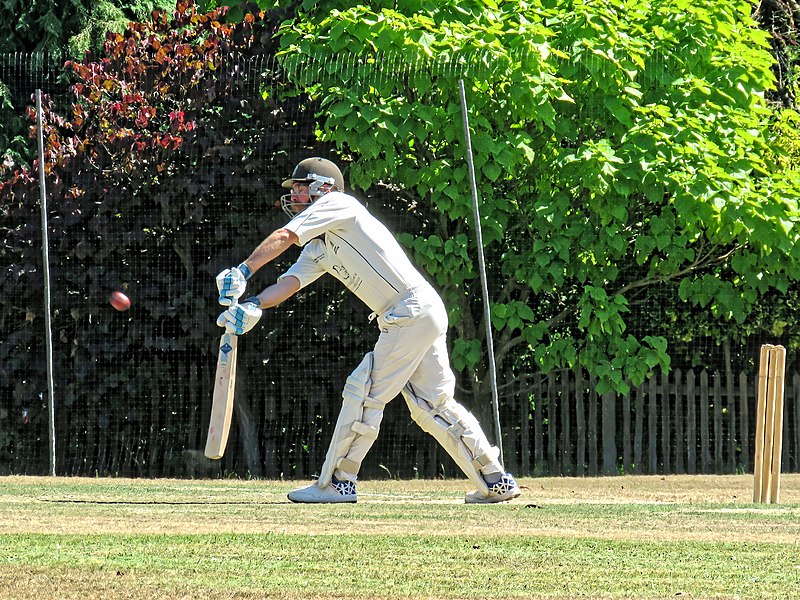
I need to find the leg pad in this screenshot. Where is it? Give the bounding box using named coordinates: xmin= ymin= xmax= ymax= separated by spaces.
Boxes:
xmin=402 ymin=385 xmax=500 ymax=496
xmin=317 ymin=353 xmax=384 ymax=487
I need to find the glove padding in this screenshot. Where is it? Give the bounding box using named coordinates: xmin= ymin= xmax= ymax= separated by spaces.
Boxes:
xmin=216 ymin=299 xmax=262 ymax=335
xmin=216 ymin=263 xmax=252 ymax=306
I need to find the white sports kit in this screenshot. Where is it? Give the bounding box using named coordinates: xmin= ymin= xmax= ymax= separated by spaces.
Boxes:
xmin=216 ymin=156 xmax=520 ymax=503
xmin=280 ymin=191 xmax=506 ymax=496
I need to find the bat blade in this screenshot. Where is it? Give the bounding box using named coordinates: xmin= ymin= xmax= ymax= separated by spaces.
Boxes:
xmin=205 ymin=332 xmax=238 ymax=459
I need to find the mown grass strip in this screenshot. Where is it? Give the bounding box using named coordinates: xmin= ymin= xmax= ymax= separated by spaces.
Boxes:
xmin=1 ymin=533 xmax=798 ymax=599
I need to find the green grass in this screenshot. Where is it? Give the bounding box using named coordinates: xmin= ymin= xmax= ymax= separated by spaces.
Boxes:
xmin=0 ymin=475 xmax=798 ymax=599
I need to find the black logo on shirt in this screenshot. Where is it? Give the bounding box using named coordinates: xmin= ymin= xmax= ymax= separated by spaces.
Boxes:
xmin=332 ymin=264 xmax=350 ymax=280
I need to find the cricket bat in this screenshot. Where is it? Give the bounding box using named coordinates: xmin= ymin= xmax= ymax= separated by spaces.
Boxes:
xmin=205 ymin=332 xmax=238 ymax=459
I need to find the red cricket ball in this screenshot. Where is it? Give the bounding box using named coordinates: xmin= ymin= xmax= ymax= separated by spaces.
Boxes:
xmin=109 ymin=291 xmax=131 ymax=312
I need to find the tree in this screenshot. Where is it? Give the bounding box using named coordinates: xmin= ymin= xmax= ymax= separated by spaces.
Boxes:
xmin=0 ymin=1 xmax=178 ymax=56
xmin=278 ymin=0 xmax=800 ymax=404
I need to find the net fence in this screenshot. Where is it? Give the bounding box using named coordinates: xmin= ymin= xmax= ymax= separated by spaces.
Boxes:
xmin=1 ymin=45 xmax=798 ymax=480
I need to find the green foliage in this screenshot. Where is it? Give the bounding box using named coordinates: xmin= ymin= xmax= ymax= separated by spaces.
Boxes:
xmin=278 ymin=0 xmax=800 ymax=395
xmin=67 ymin=1 xmax=179 ymax=58
xmin=0 ymin=0 xmax=81 ymax=53
xmin=0 ymin=1 xmax=177 ymax=55
xmin=199 ymin=0 xmax=293 ymax=18
xmin=772 ymin=108 xmax=800 ymax=169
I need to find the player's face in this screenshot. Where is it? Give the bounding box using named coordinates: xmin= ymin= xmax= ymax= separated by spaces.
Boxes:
xmin=290 ymin=183 xmax=312 ymax=212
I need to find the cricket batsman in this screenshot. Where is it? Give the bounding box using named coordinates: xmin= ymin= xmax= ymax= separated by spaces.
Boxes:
xmin=215 ymin=157 xmax=521 ymax=504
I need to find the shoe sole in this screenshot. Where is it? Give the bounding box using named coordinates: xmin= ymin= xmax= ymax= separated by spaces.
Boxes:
xmin=287 ymin=494 xmax=357 ymax=504
xmin=464 ymin=487 xmax=522 ymax=504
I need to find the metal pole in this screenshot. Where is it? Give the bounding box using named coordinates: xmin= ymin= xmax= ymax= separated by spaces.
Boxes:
xmin=36 ymin=89 xmax=57 ymax=477
xmin=457 ymin=79 xmax=504 ymax=465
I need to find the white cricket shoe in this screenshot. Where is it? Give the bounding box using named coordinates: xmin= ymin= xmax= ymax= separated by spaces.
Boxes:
xmin=465 ymin=473 xmax=521 ymax=504
xmin=287 ymin=478 xmax=357 ymax=504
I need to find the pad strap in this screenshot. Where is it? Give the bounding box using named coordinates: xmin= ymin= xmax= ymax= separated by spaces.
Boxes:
xmin=351 ymin=421 xmax=379 ymax=440
xmin=337 ymin=457 xmax=361 ymax=475
xmin=471 ymin=447 xmax=500 ymax=470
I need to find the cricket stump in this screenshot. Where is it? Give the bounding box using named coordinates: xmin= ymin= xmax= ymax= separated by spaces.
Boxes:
xmin=753 ymin=344 xmax=786 ymax=504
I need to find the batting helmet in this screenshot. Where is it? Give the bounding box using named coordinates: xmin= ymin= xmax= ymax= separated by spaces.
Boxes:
xmin=280 ymin=157 xmax=345 ymax=218
xmin=281 ymin=157 xmax=344 ymax=193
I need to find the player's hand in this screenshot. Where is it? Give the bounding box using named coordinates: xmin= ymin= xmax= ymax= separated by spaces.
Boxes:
xmin=216 ymin=298 xmax=262 ymax=335
xmin=216 ymin=263 xmax=252 ymax=306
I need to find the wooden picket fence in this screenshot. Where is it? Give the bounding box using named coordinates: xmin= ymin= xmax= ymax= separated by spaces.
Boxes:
xmin=8 ymin=360 xmax=800 ymax=479
xmin=501 ymin=368 xmax=800 ymax=477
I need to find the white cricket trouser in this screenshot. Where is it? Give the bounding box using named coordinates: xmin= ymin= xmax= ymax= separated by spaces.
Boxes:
xmin=332 ymin=285 xmax=504 ymax=483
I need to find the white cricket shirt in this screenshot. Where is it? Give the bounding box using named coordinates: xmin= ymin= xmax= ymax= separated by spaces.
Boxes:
xmin=279 ymin=192 xmax=431 ymax=313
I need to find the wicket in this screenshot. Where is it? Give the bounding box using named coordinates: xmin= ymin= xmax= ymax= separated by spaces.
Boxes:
xmin=752 ymin=344 xmax=786 ymax=504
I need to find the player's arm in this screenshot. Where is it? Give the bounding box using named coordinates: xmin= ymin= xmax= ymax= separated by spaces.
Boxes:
xmin=241 ymin=228 xmax=299 ymax=276
xmin=216 ymin=228 xmax=299 ymax=306
xmin=251 ymin=276 xmax=300 ymax=309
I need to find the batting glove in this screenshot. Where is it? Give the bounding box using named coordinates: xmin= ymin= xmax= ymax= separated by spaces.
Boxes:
xmin=216 ymin=297 xmax=262 ymax=335
xmin=216 ymin=263 xmax=252 ymax=306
